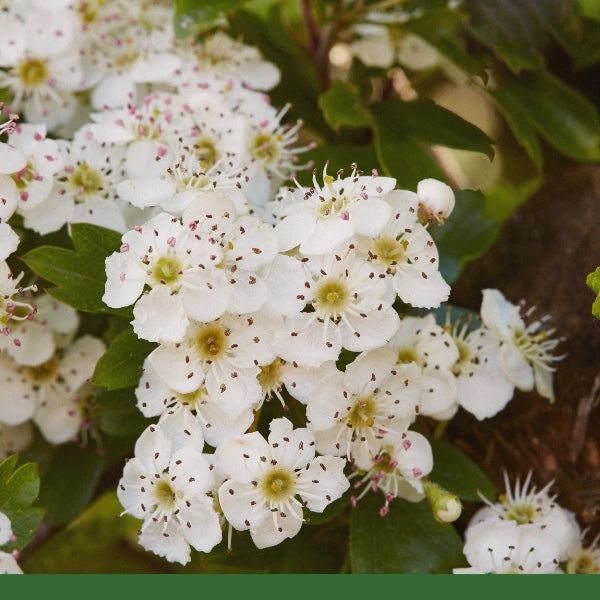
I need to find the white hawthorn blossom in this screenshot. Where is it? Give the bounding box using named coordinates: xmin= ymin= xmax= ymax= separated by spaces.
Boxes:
xmin=103 ymin=211 xmax=225 ymax=343
xmin=117 ymin=423 xmax=222 ymax=564
xmin=349 ymin=429 xmax=433 ymax=515
xmin=469 ymin=472 xmax=580 ymax=562
xmin=354 ymin=188 xmax=450 ymax=308
xmin=277 ymin=248 xmax=400 ymax=366
xmin=273 ymin=164 xmax=395 ymax=256
xmin=454 ymin=518 xmax=562 ymax=574
xmin=480 ymin=288 xmax=565 ymax=402
xmin=385 ymin=314 xmax=459 ymax=418
xmin=306 ymin=348 xmax=421 ymax=469
xmin=446 ymin=314 xmax=515 ymax=420
xmin=215 ymin=417 xmax=349 ymax=549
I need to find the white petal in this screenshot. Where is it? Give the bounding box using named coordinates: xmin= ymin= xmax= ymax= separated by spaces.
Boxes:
xmin=132 ymin=288 xmax=189 ymax=344
xmin=501 ymin=343 xmax=534 ymax=391
xmin=298 ymin=455 xmax=349 ymax=512
xmin=103 ymin=251 xmax=147 ymax=308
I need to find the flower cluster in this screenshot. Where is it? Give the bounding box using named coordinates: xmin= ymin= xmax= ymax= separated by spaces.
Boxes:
xmin=0 ymin=0 xmax=572 ymax=573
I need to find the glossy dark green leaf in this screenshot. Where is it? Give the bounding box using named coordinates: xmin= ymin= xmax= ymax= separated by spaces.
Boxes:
xmin=174 ymin=0 xmax=249 ymax=38
xmin=0 ymin=456 xmax=44 ymax=553
xmin=430 ymin=189 xmax=501 ymax=284
xmin=427 ymin=436 xmax=497 ymax=502
xmin=350 ymin=493 xmax=465 ymax=573
xmin=487 ymin=86 xmax=544 ymax=169
xmin=21 ymin=223 xmax=130 ymax=317
xmin=92 ymin=328 xmax=157 ymax=391
xmin=373 ymin=99 xmax=494 ymax=159
xmin=95 ymin=388 xmax=152 ymax=438
xmin=496 ymin=70 xmax=600 ymax=161
xmin=403 ymin=6 xmax=488 ymax=78
xmin=318 ymin=80 xmax=372 ymax=129
xmin=38 ymin=443 xmax=105 ymax=527
xmin=464 ymin=0 xmax=548 ymax=72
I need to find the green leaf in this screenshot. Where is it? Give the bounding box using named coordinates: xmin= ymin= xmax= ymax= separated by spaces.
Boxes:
xmin=487 ymin=86 xmax=544 ymax=169
xmin=464 ymin=0 xmax=548 ymax=72
xmin=494 ymin=70 xmax=600 ymax=162
xmin=579 ymin=0 xmax=600 ymax=22
xmin=38 ymin=443 xmax=105 ymax=527
xmin=0 ymin=456 xmax=44 ymax=553
xmin=430 ymin=189 xmax=501 ymax=284
xmin=370 ymin=99 xmax=493 ymax=189
xmin=21 ymin=223 xmax=130 ymax=317
xmin=427 ymin=436 xmax=497 ymax=502
xmin=373 ymin=99 xmax=494 ymax=159
xmin=174 ymin=0 xmax=249 ymax=38
xmin=350 ymin=493 xmax=465 ymax=573
xmin=22 ymin=492 xmax=167 ymax=574
xmin=95 ymin=388 xmax=153 ymax=437
xmin=586 ymin=266 xmax=600 ymax=319
xmin=318 ymin=80 xmax=372 ymax=129
xmin=92 ymin=328 xmax=157 ymax=390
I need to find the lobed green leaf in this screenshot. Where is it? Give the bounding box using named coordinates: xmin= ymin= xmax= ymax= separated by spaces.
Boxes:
xmin=318 ymin=80 xmax=372 ymax=129
xmin=21 ymin=223 xmax=130 ymax=317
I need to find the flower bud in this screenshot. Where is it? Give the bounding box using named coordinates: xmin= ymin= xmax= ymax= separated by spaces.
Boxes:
xmin=423 ymin=479 xmax=462 ymax=523
xmin=417 ymin=178 xmax=455 ymax=225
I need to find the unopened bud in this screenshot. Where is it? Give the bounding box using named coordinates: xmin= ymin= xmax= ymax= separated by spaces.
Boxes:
xmin=417 ymin=179 xmax=455 ymax=226
xmin=423 ymin=479 xmax=462 ymax=523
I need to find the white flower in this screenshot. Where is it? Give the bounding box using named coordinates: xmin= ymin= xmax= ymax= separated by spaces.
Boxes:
xmin=274 ymin=164 xmax=395 ymax=256
xmin=117 ymin=424 xmax=222 ymax=564
xmin=470 ymin=472 xmax=580 ymax=562
xmin=0 ymin=292 xmax=79 ymax=367
xmin=147 ymin=310 xmax=278 ymax=407
xmin=355 ymin=188 xmax=450 ymax=308
xmin=306 ymin=348 xmax=420 ymax=469
xmin=385 ymin=314 xmax=459 ymax=418
xmin=215 ymin=417 xmax=349 ymax=549
xmin=7 ymin=122 xmax=63 ymax=212
xmin=136 ymin=358 xmax=255 ymax=449
xmin=350 ymin=24 xmax=395 ymax=69
xmin=446 ymin=314 xmax=515 ymax=420
xmin=0 ymin=511 xmax=23 ymax=573
xmin=32 ymin=336 xmax=106 ymax=445
xmin=480 ymin=288 xmax=565 ymax=401
xmin=565 ymin=530 xmax=600 ymax=574
xmin=103 ymin=211 xmax=225 ymax=343
xmin=277 ymin=248 xmax=400 ymax=366
xmin=0 ymin=11 xmax=84 ymax=130
xmin=454 ymin=518 xmax=562 ymax=574
xmin=0 ymin=261 xmax=38 ymax=344
xmin=349 ymin=430 xmax=433 ymax=515
xmin=174 ymin=31 xmax=280 ymax=92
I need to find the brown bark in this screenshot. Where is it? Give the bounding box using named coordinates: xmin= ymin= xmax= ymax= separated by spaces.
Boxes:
xmin=446 ymin=162 xmax=600 ymax=536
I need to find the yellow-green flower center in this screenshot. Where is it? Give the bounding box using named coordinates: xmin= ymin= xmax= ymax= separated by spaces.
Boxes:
xmin=261 ymin=468 xmax=295 ymax=502
xmin=69 ymin=163 xmax=104 ymax=198
xmin=154 ymin=479 xmax=177 ymax=510
xmin=500 ymin=495 xmax=536 ymax=524
xmin=397 ymin=347 xmax=418 ymax=365
xmin=194 ymin=323 xmax=228 ymax=361
xmin=257 ymin=358 xmax=284 ymax=394
xmin=314 ymin=278 xmax=349 ymax=316
xmin=346 ymin=396 xmax=376 ymax=429
xmin=371 ymin=236 xmax=407 ymax=269
xmin=18 ymin=58 xmax=48 ymax=90
xmin=24 ymin=357 xmax=59 ymax=383
xmin=252 ymin=133 xmax=281 ymax=164
xmin=151 ymin=255 xmax=182 ymax=287
xmin=452 ymin=339 xmax=472 ymax=375
xmin=566 ymin=551 xmax=600 ymax=574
